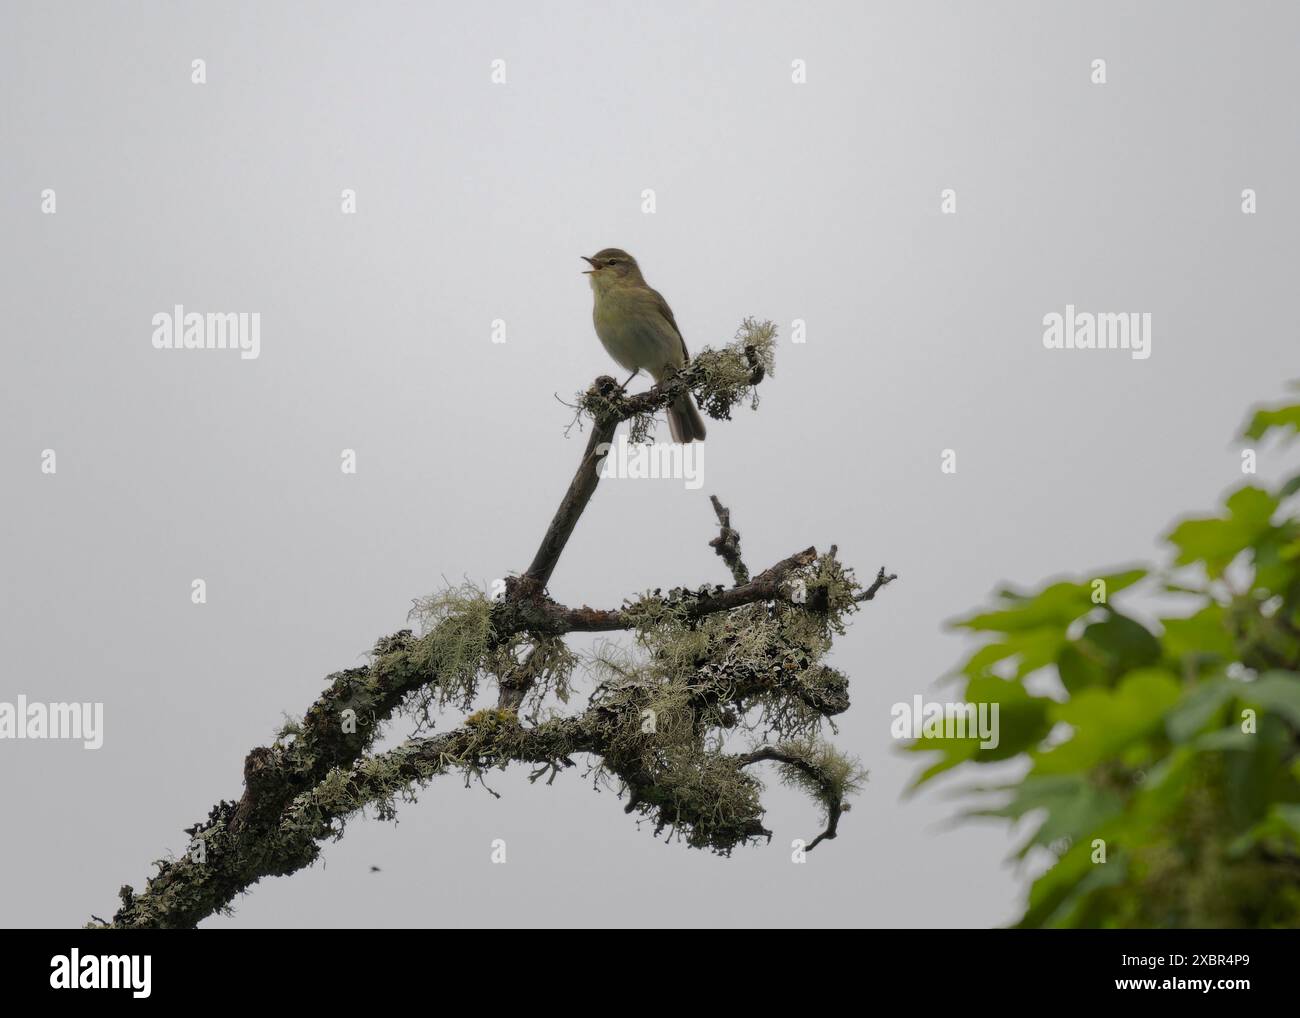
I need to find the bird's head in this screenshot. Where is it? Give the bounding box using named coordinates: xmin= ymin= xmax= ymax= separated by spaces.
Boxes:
xmin=582 ymin=248 xmax=643 ymax=290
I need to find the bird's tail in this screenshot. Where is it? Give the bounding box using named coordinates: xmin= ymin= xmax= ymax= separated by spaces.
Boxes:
xmin=667 ymin=393 xmax=707 ymax=443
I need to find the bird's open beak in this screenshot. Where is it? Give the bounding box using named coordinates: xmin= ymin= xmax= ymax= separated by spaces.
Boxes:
xmin=581 ymin=255 xmax=598 ymax=274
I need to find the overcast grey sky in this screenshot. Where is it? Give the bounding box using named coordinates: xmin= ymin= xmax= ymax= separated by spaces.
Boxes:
xmin=2 ymin=0 xmax=1297 ymax=927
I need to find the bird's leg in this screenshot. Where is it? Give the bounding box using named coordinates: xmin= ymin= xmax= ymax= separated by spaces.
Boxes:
xmin=616 ymin=369 xmax=639 ymax=393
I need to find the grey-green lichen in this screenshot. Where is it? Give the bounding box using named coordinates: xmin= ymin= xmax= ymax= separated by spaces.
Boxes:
xmin=279 ymin=544 xmax=875 ymax=860
xmin=407 ymin=584 xmax=494 ymax=706
xmin=558 ymin=551 xmax=871 ymax=852
xmin=689 ymin=316 xmax=777 ymax=420
xmin=392 ymin=583 xmax=497 ymax=735
xmin=487 ymin=633 xmax=579 ymax=713
xmin=773 ymin=735 xmax=869 ymax=824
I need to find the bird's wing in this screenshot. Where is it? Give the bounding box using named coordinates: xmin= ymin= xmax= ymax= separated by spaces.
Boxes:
xmin=647 ymin=287 xmax=690 ymax=362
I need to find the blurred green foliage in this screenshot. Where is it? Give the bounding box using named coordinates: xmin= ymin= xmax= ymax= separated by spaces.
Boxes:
xmin=913 ymin=387 xmax=1300 ymax=927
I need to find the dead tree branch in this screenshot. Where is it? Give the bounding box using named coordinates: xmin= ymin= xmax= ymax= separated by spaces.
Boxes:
xmin=709 ymin=495 xmax=750 ymax=586
xmin=98 ymin=319 xmax=895 ymax=929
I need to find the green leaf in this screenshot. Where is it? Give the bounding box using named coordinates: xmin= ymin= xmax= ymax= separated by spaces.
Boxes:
xmin=1035 ymin=669 xmax=1182 ymax=775
xmin=1129 ymin=746 xmax=1199 ymax=829
xmin=952 ymin=569 xmax=1145 ymax=634
xmin=1056 ymin=614 xmax=1161 ymax=694
xmin=1085 ymin=613 xmax=1161 ymax=672
xmin=1015 ymin=839 xmax=1128 ymax=929
xmin=906 ymin=675 xmax=1054 ymax=787
xmin=1056 ymin=641 xmax=1107 ymax=695
xmin=1253 ymin=522 xmax=1300 ymax=592
xmin=1227 ymin=803 xmax=1300 ymax=857
xmin=1191 ymin=727 xmax=1257 ymax=752
xmin=1242 ymin=400 xmax=1300 ymax=442
xmin=1040 ymin=853 xmax=1130 ymax=928
xmin=969 ymin=775 xmax=1124 ymax=856
xmin=1222 ymin=713 xmax=1291 ymax=827
xmin=1227 ymin=485 xmax=1281 ymax=529
xmin=1165 ymin=486 xmax=1279 ymax=578
xmin=958 ymin=627 xmax=1067 ymax=681
xmin=1160 ymin=604 xmax=1237 ymax=664
xmin=1014 ymin=840 xmax=1095 ymax=928
xmin=1165 ymin=679 xmax=1235 ymax=743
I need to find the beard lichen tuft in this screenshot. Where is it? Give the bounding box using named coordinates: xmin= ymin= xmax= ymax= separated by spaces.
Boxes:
xmin=689 ymin=317 xmax=776 ymax=421
xmin=403 ymin=583 xmax=494 ymax=716
xmin=571 ymin=567 xmax=874 ymax=851
xmin=774 ymin=735 xmax=869 ymax=822
xmin=630 ymin=747 xmax=769 ymax=853
xmin=487 ymin=634 xmax=579 ymax=714
xmin=796 ymin=552 xmax=865 ymax=632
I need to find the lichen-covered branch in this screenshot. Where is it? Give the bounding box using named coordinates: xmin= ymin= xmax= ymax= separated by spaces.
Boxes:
xmin=740 ymin=740 xmax=868 ymax=850
xmin=858 ymin=565 xmax=898 ymax=602
xmin=98 ymin=319 xmax=895 ymax=929
xmin=511 ymin=545 xmax=818 ymax=636
xmin=709 ymin=495 xmax=750 ymax=586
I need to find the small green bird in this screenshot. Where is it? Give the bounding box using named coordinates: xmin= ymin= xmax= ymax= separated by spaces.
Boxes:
xmin=582 ymin=248 xmax=707 ymax=443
